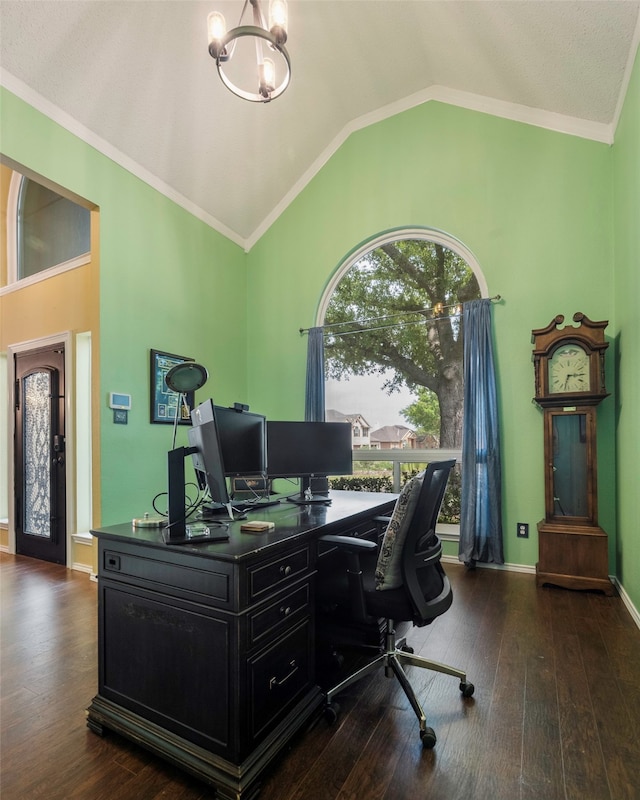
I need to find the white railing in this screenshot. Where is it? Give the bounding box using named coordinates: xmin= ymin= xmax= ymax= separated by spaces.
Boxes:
xmin=352 ymin=448 xmax=462 ymax=492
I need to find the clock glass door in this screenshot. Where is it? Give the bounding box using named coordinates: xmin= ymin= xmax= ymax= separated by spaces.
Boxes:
xmin=547 ymin=410 xmax=596 ymax=523
xmin=552 ymin=414 xmax=587 ymax=516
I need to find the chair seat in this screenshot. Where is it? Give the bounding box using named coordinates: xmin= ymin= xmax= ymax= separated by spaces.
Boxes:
xmin=364 ymin=583 xmax=415 ymax=621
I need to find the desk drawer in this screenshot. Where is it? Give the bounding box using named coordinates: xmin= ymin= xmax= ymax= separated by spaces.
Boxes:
xmin=248 ymin=582 xmax=310 ymax=648
xmin=102 ymin=546 xmax=232 ymax=607
xmin=249 ymin=618 xmax=313 ymax=741
xmin=248 ymin=546 xmax=310 ymax=603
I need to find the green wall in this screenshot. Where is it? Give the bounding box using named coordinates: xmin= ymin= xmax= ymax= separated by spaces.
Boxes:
xmin=0 ymin=88 xmax=248 ymax=526
xmin=613 ymin=50 xmax=640 ymax=612
xmin=246 ymin=100 xmax=616 ymax=571
xmin=2 ymin=65 xmax=638 ymax=609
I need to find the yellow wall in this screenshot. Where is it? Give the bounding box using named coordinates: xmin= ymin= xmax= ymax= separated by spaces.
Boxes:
xmin=0 ymin=169 xmax=101 ymax=570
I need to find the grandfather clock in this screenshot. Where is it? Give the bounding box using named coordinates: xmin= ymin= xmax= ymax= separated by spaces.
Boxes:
xmin=531 ymin=312 xmax=614 ymax=594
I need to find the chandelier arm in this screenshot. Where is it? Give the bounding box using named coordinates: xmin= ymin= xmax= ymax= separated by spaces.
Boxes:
xmin=251 ymin=0 xmax=268 ymax=30
xmin=214 ymin=25 xmax=290 ymax=102
xmin=254 ymin=29 xmax=265 ymax=66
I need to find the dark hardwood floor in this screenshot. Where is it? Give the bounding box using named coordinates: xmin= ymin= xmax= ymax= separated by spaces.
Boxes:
xmin=1 ymin=551 xmax=639 ymax=800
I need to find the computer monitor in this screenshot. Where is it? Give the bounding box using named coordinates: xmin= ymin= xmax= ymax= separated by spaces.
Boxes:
xmin=187 ymin=419 xmax=231 ymax=511
xmin=165 ymin=414 xmax=233 ymax=543
xmin=191 ymin=400 xmax=267 ymax=478
xmin=266 ymin=421 xmax=353 ymax=503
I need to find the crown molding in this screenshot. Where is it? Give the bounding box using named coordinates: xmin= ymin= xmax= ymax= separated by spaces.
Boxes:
xmin=246 ymin=85 xmax=614 ymax=249
xmin=1 ymin=69 xmax=618 ymax=255
xmin=612 ymin=13 xmax=640 ymax=138
xmin=0 ymin=71 xmax=245 ymax=249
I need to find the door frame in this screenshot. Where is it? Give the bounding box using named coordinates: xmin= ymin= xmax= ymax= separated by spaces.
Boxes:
xmin=7 ymin=332 xmax=75 ymax=567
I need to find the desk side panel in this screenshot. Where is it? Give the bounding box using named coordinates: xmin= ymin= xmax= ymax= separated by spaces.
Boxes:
xmin=99 ymin=579 xmax=235 ymax=755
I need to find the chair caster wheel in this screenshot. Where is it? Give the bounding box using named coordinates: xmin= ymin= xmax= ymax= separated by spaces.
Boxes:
xmin=460 ymin=681 xmax=475 ymax=698
xmin=420 ymin=727 xmax=437 ymax=749
xmin=400 ymin=644 xmax=414 ymax=654
xmin=324 ymin=701 xmax=340 ymax=725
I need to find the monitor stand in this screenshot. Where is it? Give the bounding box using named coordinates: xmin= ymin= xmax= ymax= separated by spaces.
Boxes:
xmin=286 ymin=477 xmax=332 ymax=505
xmin=165 ymin=447 xmax=233 ymax=543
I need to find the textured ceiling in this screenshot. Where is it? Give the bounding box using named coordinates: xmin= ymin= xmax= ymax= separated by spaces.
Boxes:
xmin=1 ymin=1 xmax=639 ymax=248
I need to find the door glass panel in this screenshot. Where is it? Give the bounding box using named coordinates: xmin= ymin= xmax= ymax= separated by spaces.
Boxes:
xmin=23 ymin=371 xmax=51 ymax=537
xmin=552 ymin=414 xmax=587 ymax=517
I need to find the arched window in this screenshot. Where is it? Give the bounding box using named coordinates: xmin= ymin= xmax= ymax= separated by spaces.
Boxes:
xmin=319 ymin=229 xmax=486 ymax=524
xmin=7 ymin=173 xmax=90 ymax=286
xmin=321 ymin=229 xmax=485 ymax=447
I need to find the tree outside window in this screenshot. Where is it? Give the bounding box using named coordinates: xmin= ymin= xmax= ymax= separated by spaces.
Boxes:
xmin=324 ymin=237 xmax=481 ymax=449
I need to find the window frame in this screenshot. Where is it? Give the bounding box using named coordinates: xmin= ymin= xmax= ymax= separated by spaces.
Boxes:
xmin=3 ymin=171 xmax=91 ymax=293
xmin=317 ymin=227 xmax=488 ymax=324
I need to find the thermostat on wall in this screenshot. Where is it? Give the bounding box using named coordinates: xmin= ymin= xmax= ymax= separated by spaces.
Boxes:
xmin=109 ymin=392 xmax=132 ymax=410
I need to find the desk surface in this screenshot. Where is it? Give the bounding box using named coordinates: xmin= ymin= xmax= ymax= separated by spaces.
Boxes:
xmin=92 ymin=490 xmax=397 ymax=563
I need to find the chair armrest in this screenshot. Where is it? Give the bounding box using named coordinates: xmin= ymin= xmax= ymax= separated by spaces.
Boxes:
xmin=319 ymin=535 xmax=377 ymax=553
xmin=318 ymin=535 xmax=376 ymax=622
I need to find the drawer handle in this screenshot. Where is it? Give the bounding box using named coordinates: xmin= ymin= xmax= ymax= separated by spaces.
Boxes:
xmin=280 ymin=605 xmax=291 ymax=617
xmin=279 ymin=565 xmax=292 ymax=577
xmin=269 ymin=659 xmax=298 ymax=690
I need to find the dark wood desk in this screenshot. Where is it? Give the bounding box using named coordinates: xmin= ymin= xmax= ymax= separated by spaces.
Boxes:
xmin=87 ymin=491 xmax=396 ymax=800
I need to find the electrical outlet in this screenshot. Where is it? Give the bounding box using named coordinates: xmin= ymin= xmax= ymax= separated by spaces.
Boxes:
xmin=517 ymin=522 xmax=529 ymax=538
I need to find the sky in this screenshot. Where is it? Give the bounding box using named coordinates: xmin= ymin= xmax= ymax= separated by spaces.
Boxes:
xmin=325 ymin=371 xmax=417 ymax=431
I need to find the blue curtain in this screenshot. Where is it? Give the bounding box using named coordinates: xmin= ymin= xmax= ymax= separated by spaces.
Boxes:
xmin=459 ymin=299 xmax=504 ymax=566
xmin=305 ymin=327 xmax=325 ymax=421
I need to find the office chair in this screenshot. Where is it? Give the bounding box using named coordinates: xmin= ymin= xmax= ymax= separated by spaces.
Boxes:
xmin=317 ymin=460 xmax=474 ymax=748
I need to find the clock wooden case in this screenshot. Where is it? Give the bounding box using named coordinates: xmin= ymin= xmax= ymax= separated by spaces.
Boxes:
xmin=531 ymin=312 xmax=614 ymax=595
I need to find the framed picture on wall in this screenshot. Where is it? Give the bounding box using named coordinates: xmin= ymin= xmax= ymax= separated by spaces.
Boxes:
xmin=150 ymin=349 xmax=194 ymax=424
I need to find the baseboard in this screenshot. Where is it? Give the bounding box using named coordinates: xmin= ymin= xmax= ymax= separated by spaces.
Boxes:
xmin=71 ymin=561 xmax=97 ymax=581
xmin=610 ymin=576 xmax=640 ymax=630
xmin=441 ymin=554 xmax=536 ymax=575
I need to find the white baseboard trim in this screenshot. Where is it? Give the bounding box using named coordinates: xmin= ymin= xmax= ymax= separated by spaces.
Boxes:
xmin=71 ymin=561 xmax=92 ymax=574
xmin=441 ymin=555 xmax=536 ymax=575
xmin=610 ymin=576 xmax=640 ymax=630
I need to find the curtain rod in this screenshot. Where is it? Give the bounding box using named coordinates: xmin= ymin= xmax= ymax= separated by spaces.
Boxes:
xmin=299 ymin=295 xmax=502 ymax=336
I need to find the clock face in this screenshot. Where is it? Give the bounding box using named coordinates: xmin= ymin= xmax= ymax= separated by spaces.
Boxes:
xmin=549 ymin=344 xmax=591 ymax=394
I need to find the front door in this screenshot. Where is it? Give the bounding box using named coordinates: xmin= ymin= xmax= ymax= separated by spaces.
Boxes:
xmin=14 ymin=345 xmax=67 ymax=564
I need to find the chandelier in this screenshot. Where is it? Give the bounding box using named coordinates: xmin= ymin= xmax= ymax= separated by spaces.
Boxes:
xmin=207 ymin=0 xmax=290 ymax=103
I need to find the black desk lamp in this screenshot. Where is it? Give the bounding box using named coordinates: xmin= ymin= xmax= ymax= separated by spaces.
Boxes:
xmin=165 ymin=361 xmax=209 ymax=448
xmin=164 ymin=361 xmax=217 ymax=544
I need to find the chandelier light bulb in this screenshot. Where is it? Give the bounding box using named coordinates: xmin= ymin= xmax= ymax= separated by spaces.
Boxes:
xmin=268 ymin=0 xmax=288 ymax=45
xmin=207 ymin=11 xmax=227 ymax=56
xmin=260 ymin=58 xmax=276 ymax=97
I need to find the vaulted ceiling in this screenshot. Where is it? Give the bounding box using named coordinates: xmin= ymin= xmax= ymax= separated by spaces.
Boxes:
xmin=1 ymin=1 xmax=638 ymax=249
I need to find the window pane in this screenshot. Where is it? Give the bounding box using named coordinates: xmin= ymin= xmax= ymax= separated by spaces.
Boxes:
xmin=18 ymin=178 xmax=90 ymax=279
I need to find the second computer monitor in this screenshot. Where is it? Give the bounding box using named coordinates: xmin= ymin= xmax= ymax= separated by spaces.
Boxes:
xmin=266 ymin=421 xmax=353 ymax=502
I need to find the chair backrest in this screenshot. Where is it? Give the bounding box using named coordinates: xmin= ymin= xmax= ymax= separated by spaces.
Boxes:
xmin=399 ymin=460 xmax=456 ymax=624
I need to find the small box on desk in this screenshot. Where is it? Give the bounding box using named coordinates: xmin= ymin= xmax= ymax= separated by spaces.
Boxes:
xmin=240 ymin=521 xmax=275 ymax=533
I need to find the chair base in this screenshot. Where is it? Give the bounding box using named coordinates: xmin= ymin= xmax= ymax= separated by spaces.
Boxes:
xmin=324 ymin=619 xmax=474 ymax=748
